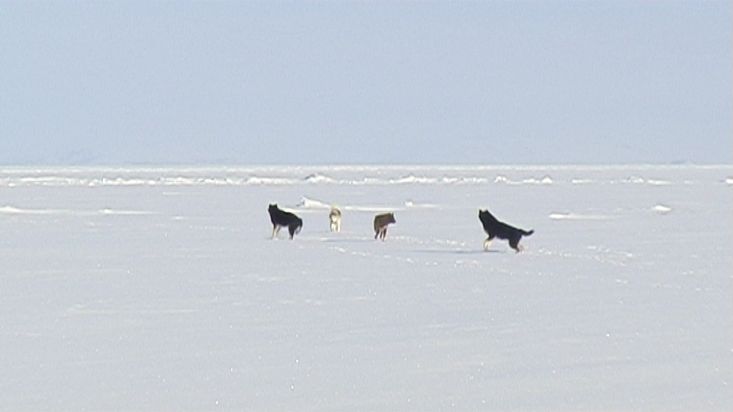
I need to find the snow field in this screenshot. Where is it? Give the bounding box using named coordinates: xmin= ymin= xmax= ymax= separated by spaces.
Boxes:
xmin=0 ymin=166 xmax=731 ymax=411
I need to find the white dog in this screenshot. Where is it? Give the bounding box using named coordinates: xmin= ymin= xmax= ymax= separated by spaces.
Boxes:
xmin=329 ymin=207 xmax=342 ymax=232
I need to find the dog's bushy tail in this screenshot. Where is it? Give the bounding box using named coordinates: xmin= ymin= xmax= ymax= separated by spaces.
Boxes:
xmin=523 ymin=229 xmax=534 ymax=236
xmin=296 ymin=219 xmax=303 ymax=234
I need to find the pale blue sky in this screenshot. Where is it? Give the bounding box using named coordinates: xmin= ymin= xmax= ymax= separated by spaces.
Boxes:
xmin=1 ymin=1 xmax=731 ymax=165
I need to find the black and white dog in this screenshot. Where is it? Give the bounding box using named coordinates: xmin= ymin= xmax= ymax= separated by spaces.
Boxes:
xmin=478 ymin=209 xmax=533 ymax=252
xmin=268 ymin=204 xmax=303 ymax=239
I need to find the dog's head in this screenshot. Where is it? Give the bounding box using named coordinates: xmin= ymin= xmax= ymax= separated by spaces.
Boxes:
xmin=268 ymin=204 xmax=278 ymax=212
xmin=478 ymin=209 xmax=494 ymax=223
xmin=386 ymin=212 xmax=396 ymax=224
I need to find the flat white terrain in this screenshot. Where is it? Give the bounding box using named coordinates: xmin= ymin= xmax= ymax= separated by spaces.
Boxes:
xmin=1 ymin=165 xmax=731 ymax=411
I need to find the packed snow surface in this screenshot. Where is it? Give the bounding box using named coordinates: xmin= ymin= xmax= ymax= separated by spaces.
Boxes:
xmin=1 ymin=165 xmax=731 ymax=411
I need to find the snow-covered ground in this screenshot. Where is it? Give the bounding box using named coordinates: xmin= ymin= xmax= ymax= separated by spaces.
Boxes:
xmin=1 ymin=165 xmax=731 ymax=411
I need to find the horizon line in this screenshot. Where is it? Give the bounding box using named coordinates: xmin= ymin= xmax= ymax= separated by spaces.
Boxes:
xmin=1 ymin=162 xmax=732 ymax=169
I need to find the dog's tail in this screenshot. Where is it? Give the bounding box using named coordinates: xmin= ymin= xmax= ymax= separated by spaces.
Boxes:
xmin=522 ymin=229 xmax=534 ymax=236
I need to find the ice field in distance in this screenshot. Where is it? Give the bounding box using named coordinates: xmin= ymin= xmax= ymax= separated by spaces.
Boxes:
xmin=1 ymin=165 xmax=731 ymax=410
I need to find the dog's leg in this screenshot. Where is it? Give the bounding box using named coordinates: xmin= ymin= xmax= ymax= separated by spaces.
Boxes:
xmin=483 ymin=238 xmax=491 ymax=251
xmin=509 ymin=236 xmax=521 ymax=253
xmin=271 ymin=225 xmax=278 ymax=239
xmin=381 ymin=227 xmax=387 ymax=240
xmin=483 ymin=235 xmax=495 ymax=251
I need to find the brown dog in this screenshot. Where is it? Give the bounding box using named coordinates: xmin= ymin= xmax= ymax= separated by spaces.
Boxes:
xmin=373 ymin=213 xmax=396 ymax=240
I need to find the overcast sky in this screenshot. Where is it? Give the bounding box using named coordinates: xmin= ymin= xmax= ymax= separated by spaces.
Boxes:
xmin=1 ymin=1 xmax=731 ymax=165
